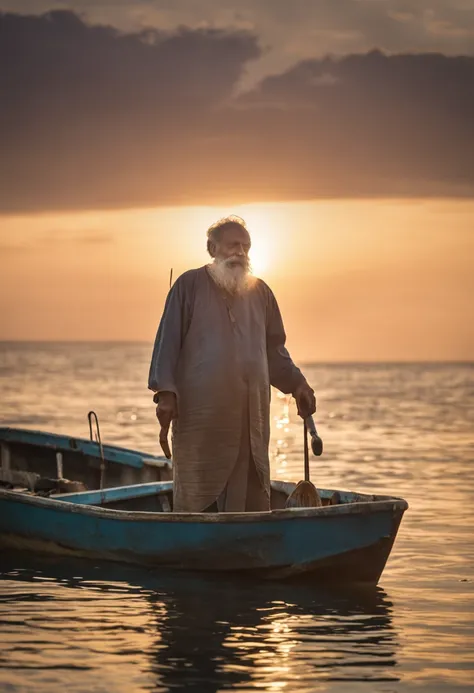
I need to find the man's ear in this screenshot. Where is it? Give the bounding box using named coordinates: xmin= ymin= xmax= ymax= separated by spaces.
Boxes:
xmin=207 ymin=240 xmax=216 ymax=257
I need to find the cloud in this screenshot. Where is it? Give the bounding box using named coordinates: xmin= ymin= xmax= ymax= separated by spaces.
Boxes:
xmin=41 ymin=230 xmax=115 ymax=245
xmin=232 ymin=50 xmax=474 ymax=198
xmin=4 ymin=2 xmax=474 ymax=61
xmin=0 ymin=10 xmax=473 ymax=212
xmin=0 ymin=242 xmax=33 ymax=255
xmin=74 ymin=232 xmax=114 ymax=244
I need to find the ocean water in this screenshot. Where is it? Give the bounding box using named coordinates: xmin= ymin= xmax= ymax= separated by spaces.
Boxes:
xmin=0 ymin=342 xmax=473 ymax=692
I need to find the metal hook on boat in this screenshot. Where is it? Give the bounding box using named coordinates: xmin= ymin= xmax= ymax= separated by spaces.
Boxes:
xmin=87 ymin=411 xmax=106 ymax=490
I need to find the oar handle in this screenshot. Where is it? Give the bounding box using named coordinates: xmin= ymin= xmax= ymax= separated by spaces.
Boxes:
xmin=305 ymin=415 xmax=323 ymax=456
xmin=303 ymin=420 xmax=310 ymax=481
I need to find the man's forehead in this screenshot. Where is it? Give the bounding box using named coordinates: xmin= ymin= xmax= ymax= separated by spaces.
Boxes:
xmin=220 ymin=225 xmax=251 ymax=244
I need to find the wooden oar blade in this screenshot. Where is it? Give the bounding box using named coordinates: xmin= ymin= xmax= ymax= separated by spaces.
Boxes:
xmin=285 ymin=480 xmax=322 ymax=508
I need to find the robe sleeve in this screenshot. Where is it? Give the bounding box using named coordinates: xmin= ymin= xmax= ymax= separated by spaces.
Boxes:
xmin=265 ymin=286 xmax=306 ymax=394
xmin=148 ymin=275 xmax=192 ymax=396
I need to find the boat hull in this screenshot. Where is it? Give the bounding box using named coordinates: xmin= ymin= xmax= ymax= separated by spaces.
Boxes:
xmin=0 ymin=488 xmax=407 ymax=584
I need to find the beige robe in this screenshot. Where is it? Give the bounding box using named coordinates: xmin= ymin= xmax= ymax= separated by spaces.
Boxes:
xmin=148 ymin=266 xmax=304 ymax=512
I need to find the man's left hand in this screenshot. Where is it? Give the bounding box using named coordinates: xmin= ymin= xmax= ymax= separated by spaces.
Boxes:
xmin=293 ymin=381 xmax=316 ymax=419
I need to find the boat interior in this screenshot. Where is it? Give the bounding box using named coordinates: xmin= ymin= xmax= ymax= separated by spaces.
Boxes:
xmin=1 ymin=429 xmax=394 ymax=513
xmin=46 ymin=481 xmax=371 ymax=513
xmin=0 ymin=427 xmax=172 ymax=492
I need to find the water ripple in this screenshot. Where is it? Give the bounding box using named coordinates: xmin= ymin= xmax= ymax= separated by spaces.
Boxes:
xmin=1 ymin=345 xmax=473 ymax=692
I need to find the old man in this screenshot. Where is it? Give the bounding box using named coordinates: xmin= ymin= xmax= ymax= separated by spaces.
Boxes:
xmin=148 ymin=216 xmax=316 ymax=513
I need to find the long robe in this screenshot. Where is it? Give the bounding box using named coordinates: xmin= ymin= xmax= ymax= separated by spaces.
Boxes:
xmin=148 ymin=266 xmax=304 ymax=512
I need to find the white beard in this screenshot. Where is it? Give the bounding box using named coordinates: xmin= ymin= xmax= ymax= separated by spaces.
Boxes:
xmin=208 ymin=256 xmax=252 ymax=294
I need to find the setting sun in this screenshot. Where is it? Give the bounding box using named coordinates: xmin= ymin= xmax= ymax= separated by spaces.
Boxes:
xmin=237 ymin=206 xmax=279 ymax=278
xmin=249 ymin=235 xmax=270 ymax=277
xmin=173 ymin=203 xmax=282 ymax=279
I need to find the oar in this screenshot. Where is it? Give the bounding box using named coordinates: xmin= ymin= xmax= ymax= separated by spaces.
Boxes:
xmin=285 ymin=416 xmax=322 ymax=508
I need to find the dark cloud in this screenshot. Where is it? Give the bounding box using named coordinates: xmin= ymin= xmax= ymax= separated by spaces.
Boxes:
xmin=231 ymin=50 xmax=474 ymax=198
xmin=3 ymin=1 xmax=474 ymax=59
xmin=0 ymin=10 xmax=473 ymax=212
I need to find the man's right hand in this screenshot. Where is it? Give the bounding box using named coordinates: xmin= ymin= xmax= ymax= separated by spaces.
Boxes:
xmin=155 ymin=391 xmax=178 ymax=459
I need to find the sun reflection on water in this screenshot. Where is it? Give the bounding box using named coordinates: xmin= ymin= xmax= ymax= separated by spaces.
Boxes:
xmin=273 ymin=393 xmax=296 ymax=478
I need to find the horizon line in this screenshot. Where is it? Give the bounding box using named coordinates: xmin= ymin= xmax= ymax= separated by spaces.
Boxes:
xmin=0 ymin=340 xmax=472 ymax=365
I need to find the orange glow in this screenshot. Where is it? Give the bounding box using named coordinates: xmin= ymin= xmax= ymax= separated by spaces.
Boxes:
xmin=0 ymin=198 xmax=473 ymax=361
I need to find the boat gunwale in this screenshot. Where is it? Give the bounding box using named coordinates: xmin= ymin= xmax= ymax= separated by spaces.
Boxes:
xmin=0 ymin=426 xmax=170 ymax=469
xmin=0 ymin=487 xmax=409 ymax=523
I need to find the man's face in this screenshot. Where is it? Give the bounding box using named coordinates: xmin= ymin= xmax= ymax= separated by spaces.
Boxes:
xmin=214 ymin=226 xmax=251 ymax=268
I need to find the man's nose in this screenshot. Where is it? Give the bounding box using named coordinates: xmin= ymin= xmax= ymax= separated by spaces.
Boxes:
xmin=236 ymin=245 xmax=245 ymax=255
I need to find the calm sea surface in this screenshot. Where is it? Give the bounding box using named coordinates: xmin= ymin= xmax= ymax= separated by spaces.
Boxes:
xmin=0 ymin=343 xmax=473 ymax=692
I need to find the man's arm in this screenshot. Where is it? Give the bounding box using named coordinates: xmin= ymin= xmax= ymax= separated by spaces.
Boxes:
xmin=265 ymin=286 xmax=316 ymax=418
xmin=148 ymin=275 xmax=191 ymax=457
xmin=148 ymin=275 xmax=192 ymax=395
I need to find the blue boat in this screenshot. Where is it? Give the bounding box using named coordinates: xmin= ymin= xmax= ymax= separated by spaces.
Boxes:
xmin=0 ymin=423 xmax=172 ymax=492
xmin=0 ymin=481 xmax=408 ymax=584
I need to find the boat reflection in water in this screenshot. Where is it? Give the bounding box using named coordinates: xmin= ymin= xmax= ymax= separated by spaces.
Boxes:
xmin=1 ymin=551 xmax=399 ymax=693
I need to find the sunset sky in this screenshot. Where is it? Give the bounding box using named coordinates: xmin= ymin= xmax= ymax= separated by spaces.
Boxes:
xmin=1 ymin=2 xmax=473 ymax=361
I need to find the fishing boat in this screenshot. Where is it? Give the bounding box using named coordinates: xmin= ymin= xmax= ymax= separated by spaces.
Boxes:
xmin=0 ymin=480 xmax=408 ymax=584
xmin=0 ymin=417 xmax=172 ymax=493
